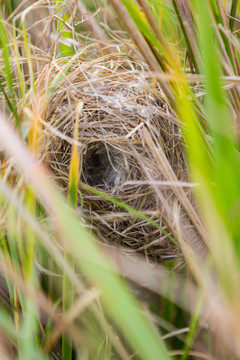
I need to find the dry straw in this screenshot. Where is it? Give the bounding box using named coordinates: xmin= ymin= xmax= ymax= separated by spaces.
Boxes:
xmin=27 ymin=49 xmax=206 ymax=263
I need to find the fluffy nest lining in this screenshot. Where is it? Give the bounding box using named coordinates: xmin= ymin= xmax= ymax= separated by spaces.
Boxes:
xmin=38 ymin=52 xmax=198 ymax=263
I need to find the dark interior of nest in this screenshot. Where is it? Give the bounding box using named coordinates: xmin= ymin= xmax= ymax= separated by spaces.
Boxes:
xmin=40 ymin=54 xmax=188 ymax=263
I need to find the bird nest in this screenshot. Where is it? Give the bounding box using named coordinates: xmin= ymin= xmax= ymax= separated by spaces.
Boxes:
xmin=35 ymin=52 xmax=203 ymax=263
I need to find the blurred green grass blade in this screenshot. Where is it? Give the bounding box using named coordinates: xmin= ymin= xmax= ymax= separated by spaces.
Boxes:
xmin=0 ymin=77 xmax=15 ymax=115
xmin=190 ymin=0 xmax=240 ymax=253
xmin=62 ymin=103 xmax=82 ymax=360
xmin=12 ymin=20 xmax=27 ymax=107
xmin=21 ymin=16 xmax=36 ymax=96
xmin=0 ymin=307 xmax=19 ymax=339
xmin=20 ymin=299 xmax=42 ymax=360
xmin=68 ymin=103 xmax=82 ymax=208
xmin=171 ymin=0 xmax=199 ymax=73
xmin=57 ymin=188 xmax=168 ymax=360
xmin=7 ymin=208 xmax=21 ymax=271
xmin=0 ymin=19 xmax=20 ymax=128
xmin=20 ymin=0 xmax=54 ymax=97
xmin=0 ymin=233 xmax=15 ymax=315
xmin=229 ymin=0 xmax=238 ymax=31
xmin=142 ymin=0 xmax=180 ymax=51
xmin=24 ymin=189 xmax=37 ymax=276
xmin=208 ymin=0 xmax=221 ymax=21
xmin=56 ymin=206 xmax=169 ymax=360
xmin=10 ymin=0 xmax=15 ymax=13
xmin=207 ymin=0 xmax=237 ymax=74
xmin=54 ymin=0 xmax=75 ymax=57
xmin=21 ymin=190 xmax=42 ymax=359
xmin=0 ymin=20 xmax=14 ymax=93
xmin=121 ymin=0 xmax=177 ymax=70
xmin=181 ymin=291 xmax=205 ymax=360
xmin=110 ymin=0 xmax=174 ymax=103
xmin=0 ymin=257 xmax=47 ymax=360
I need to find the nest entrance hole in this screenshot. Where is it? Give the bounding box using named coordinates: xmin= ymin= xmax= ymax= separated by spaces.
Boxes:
xmin=82 ymin=142 xmax=124 ymax=190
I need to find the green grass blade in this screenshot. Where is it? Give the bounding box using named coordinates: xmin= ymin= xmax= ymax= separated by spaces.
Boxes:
xmin=229 ymin=0 xmax=238 ymax=31
xmin=0 ymin=18 xmax=20 ymax=128
xmin=21 ymin=15 xmax=36 ymax=96
xmin=81 ymin=183 xmax=178 ymax=247
xmin=54 ymin=0 xmax=75 ymax=57
xmin=121 ymin=0 xmax=177 ymax=70
xmin=181 ymin=290 xmax=205 ymax=360
xmin=192 ymin=0 xmax=240 ymax=247
xmin=49 ymin=44 xmax=93 ymax=96
xmin=62 ymin=102 xmax=82 ymax=360
xmin=171 ymin=0 xmax=199 ymax=73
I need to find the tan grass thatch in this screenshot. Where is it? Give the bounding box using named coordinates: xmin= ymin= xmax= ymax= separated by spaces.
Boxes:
xmin=35 ymin=51 xmax=206 ymax=263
